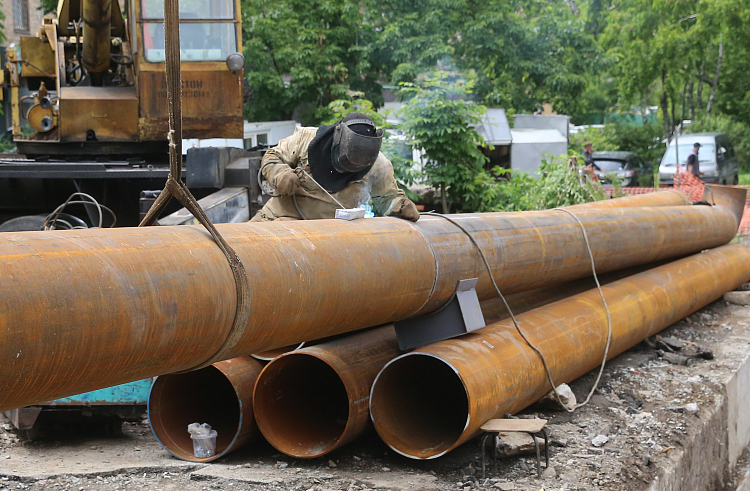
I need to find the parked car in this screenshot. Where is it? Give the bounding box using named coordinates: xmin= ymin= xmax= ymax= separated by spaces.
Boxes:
xmin=658 ymin=133 xmax=739 ymax=185
xmin=589 ymin=151 xmax=654 ymax=187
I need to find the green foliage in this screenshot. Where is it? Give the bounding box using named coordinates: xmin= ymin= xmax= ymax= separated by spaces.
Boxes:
xmin=526 ymin=156 xmax=608 ymax=209
xmin=0 ymin=136 xmax=15 ymax=154
xmin=362 ymin=0 xmax=455 ymax=84
xmin=241 ymin=0 xmax=381 ymax=125
xmin=39 ymin=0 xmax=57 ymax=14
xmin=689 ymin=113 xmax=750 ymax=172
xmin=0 ymin=3 xmax=5 ymax=45
xmin=456 ymin=1 xmax=602 ymax=116
xmin=398 ymin=70 xmax=488 ymax=213
xmin=318 ymin=92 xmax=387 ymax=128
xmin=461 ymin=156 xmax=607 ymax=212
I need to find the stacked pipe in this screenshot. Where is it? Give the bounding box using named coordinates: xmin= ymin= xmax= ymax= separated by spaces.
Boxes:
xmin=144 ymin=189 xmax=735 ymax=460
xmin=0 ymin=187 xmax=745 ymax=460
xmin=369 ymin=243 xmax=750 ymax=458
xmin=4 ymin=190 xmax=736 ymax=412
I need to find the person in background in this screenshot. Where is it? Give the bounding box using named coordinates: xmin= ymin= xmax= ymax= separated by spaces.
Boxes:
xmin=686 ymin=142 xmax=702 ymax=178
xmin=581 ymin=142 xmax=595 ymax=167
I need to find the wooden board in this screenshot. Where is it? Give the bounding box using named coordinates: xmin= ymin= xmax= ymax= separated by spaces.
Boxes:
xmin=480 ymin=419 xmax=547 ymax=433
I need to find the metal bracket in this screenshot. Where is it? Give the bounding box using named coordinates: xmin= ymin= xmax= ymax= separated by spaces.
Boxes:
xmin=394 ymin=278 xmax=486 ymax=350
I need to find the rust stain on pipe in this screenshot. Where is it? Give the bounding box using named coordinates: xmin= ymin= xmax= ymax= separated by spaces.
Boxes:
xmin=148 ymin=356 xmax=263 ymax=462
xmin=369 ymin=243 xmax=750 ymax=459
xmin=0 ymin=187 xmax=743 ymax=412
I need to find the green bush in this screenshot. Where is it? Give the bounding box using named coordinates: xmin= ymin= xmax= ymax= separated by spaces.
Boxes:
xmin=461 ymin=156 xmax=608 ymax=212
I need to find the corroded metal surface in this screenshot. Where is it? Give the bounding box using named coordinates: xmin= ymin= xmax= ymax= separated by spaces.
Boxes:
xmin=0 ymin=192 xmax=743 ymax=412
xmin=414 ymin=202 xmax=739 ymax=313
xmin=148 ymin=356 xmax=263 ymax=462
xmin=251 ymin=265 xmax=654 ymax=459
xmin=0 ymin=219 xmax=434 ymax=411
xmin=369 ymin=243 xmax=750 ymax=459
xmin=254 ymin=326 xmax=399 ymax=458
xmin=566 ymin=189 xmax=690 ymax=210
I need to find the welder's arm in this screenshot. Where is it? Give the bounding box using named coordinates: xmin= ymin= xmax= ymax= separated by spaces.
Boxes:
xmin=370 ymin=156 xmax=420 ymax=222
xmin=260 ymin=131 xmax=306 ymax=196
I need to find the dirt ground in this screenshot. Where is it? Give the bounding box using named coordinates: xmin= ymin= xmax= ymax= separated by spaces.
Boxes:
xmin=2 ymin=299 xmax=750 ymax=491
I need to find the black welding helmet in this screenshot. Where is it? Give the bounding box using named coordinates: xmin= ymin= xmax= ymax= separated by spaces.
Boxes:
xmin=308 ymin=113 xmax=383 ymax=193
xmin=331 ymin=115 xmax=383 ymax=173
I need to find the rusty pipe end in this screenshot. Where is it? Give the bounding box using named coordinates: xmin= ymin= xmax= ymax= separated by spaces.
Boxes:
xmin=702 ymin=184 xmax=747 ymax=229
xmin=148 ymin=357 xmax=261 ymax=462
xmin=251 ymin=343 xmax=306 ymax=362
xmin=253 ymin=353 xmax=357 ymax=458
xmin=369 ymin=353 xmax=469 ymax=460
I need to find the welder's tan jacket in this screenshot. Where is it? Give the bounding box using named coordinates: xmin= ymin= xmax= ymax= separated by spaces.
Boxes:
xmin=251 ymin=127 xmax=414 ymax=221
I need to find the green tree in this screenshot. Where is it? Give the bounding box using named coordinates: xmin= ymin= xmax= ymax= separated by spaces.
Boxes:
xmin=241 ymin=0 xmax=381 ymax=124
xmin=398 ymin=70 xmax=488 ymax=213
xmin=455 ymin=0 xmax=601 ymax=115
xmin=600 ymin=0 xmax=744 ymax=138
xmin=362 ymin=0 xmax=456 ymax=84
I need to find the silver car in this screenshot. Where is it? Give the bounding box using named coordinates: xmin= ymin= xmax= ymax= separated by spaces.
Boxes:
xmin=658 ymin=133 xmax=739 ymax=185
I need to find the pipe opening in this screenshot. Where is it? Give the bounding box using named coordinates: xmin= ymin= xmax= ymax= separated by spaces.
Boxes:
xmin=254 ymin=354 xmax=349 ymax=457
xmin=370 ymin=354 xmax=468 ymax=459
xmin=149 ymin=366 xmax=240 ymax=461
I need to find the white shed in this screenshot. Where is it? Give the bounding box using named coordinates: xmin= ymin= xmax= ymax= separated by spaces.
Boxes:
xmin=510 ymin=128 xmax=568 ymax=175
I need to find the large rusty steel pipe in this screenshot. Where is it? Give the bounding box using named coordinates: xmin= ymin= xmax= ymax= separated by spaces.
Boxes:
xmin=148 ymin=356 xmax=263 ymax=462
xmin=247 ymin=192 xmax=689 ymax=367
xmin=82 ymin=0 xmax=112 ymax=74
xmin=0 ymin=187 xmax=743 ymax=412
xmin=567 ymin=189 xmax=689 ymax=210
xmin=252 ymin=264 xmax=660 ymax=458
xmin=369 ymin=243 xmax=750 ymax=459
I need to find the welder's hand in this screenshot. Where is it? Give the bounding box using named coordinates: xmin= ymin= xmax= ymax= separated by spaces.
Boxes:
xmin=390 ymin=198 xmax=420 ymax=222
xmin=273 ymin=166 xmax=302 ymax=196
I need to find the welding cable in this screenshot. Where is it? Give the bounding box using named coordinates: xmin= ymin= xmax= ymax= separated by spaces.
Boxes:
xmin=292 ymin=195 xmax=308 ymax=220
xmin=421 ymin=210 xmax=613 ymax=412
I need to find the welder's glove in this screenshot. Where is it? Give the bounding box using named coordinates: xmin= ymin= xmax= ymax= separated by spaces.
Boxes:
xmin=272 ymin=166 xmax=302 ymax=196
xmin=389 ymin=197 xmax=420 ymax=222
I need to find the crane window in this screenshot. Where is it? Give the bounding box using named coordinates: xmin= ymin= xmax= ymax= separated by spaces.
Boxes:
xmin=143 ymin=23 xmax=237 ymax=62
xmin=141 ymin=0 xmax=234 ymax=20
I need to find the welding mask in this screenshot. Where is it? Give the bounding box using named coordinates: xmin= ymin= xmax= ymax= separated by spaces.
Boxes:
xmin=330 ymin=118 xmax=384 ymax=174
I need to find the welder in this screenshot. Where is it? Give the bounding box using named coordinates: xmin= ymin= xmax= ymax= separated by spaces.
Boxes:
xmin=251 ymin=113 xmax=419 ymax=222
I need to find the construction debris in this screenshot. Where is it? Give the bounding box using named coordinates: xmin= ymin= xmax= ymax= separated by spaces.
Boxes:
xmin=725 ymin=291 xmax=750 ymax=306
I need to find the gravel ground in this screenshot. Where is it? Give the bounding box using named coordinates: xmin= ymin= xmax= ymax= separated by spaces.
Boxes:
xmin=2 ymin=299 xmax=750 ymax=491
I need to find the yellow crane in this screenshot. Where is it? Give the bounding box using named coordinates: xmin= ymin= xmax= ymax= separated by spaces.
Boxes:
xmin=4 ymin=0 xmax=245 ymax=157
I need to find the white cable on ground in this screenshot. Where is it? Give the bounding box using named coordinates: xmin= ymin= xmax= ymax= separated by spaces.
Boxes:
xmin=422 ymin=209 xmax=613 ymax=412
xmin=553 ymin=207 xmax=613 ymax=410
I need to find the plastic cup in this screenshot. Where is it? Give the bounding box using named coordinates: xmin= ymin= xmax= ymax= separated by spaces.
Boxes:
xmin=191 ymin=430 xmax=218 ymax=459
